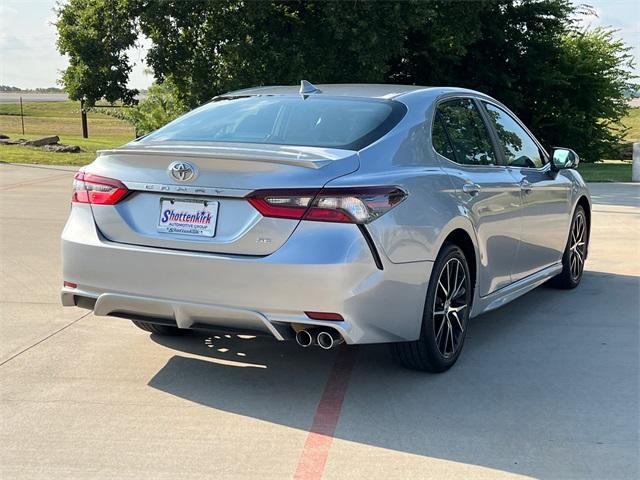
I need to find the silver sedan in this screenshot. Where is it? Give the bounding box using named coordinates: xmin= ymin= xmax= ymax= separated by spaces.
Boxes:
xmin=61 ymin=82 xmax=590 ymax=372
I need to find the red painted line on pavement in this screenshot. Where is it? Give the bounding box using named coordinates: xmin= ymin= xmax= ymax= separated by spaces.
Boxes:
xmin=293 ymin=345 xmax=358 ymax=480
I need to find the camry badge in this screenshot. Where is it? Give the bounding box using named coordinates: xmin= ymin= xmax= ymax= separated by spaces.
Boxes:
xmin=168 ymin=161 xmax=198 ymax=183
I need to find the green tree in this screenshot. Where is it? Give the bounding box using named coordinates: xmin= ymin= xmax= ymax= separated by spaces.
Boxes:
xmin=55 ymin=0 xmax=141 ymax=106
xmin=138 ymin=0 xmax=433 ymax=107
xmin=56 ymin=0 xmax=635 ymax=160
xmin=544 ymin=29 xmax=634 ymax=161
xmin=392 ymin=0 xmax=634 ymax=161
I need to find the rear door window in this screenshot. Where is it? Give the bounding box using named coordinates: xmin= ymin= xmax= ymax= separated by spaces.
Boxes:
xmin=432 ymin=113 xmax=456 ymax=161
xmin=434 ymin=99 xmax=497 ymax=166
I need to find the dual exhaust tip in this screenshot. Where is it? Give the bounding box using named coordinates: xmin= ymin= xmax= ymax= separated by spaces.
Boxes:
xmin=295 ymin=328 xmax=343 ymax=350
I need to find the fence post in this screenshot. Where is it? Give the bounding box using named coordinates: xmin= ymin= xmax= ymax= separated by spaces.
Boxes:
xmin=633 ymin=142 xmax=640 ymax=182
xmin=80 ymin=100 xmax=88 ymax=139
xmin=19 ymin=96 xmax=25 ymax=135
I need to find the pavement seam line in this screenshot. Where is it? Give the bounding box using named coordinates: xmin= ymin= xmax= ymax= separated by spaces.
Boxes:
xmin=0 ymin=300 xmax=62 ymax=305
xmin=0 ymin=162 xmax=77 ymax=173
xmin=0 ymin=172 xmax=73 ymax=191
xmin=0 ymin=311 xmax=91 ymax=368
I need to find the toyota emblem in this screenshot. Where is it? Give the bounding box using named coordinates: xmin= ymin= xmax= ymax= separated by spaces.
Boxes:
xmin=168 ymin=161 xmax=197 ymax=183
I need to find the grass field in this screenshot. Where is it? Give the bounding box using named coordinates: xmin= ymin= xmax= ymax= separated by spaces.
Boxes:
xmin=622 ymin=107 xmax=640 ymax=142
xmin=0 ymin=99 xmax=638 ymax=180
xmin=577 ymin=160 xmax=632 ymax=182
xmin=0 ymin=101 xmax=134 ymax=165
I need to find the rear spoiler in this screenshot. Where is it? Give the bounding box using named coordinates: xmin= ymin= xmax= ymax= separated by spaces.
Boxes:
xmin=97 ymin=144 xmax=354 ymax=170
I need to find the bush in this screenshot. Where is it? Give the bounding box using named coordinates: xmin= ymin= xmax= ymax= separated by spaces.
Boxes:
xmin=95 ymin=81 xmax=187 ymax=137
xmin=127 ymin=81 xmax=188 ymax=136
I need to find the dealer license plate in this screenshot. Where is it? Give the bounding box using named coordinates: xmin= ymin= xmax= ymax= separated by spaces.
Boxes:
xmin=158 ymin=198 xmax=219 ymax=237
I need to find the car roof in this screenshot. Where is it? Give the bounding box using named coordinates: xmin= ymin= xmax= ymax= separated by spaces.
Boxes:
xmin=221 ymin=83 xmax=435 ymax=100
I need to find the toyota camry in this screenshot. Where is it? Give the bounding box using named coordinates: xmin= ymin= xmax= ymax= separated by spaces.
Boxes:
xmin=61 ymin=82 xmax=590 ymax=372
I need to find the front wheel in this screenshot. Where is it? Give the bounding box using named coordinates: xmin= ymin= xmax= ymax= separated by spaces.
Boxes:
xmin=549 ymin=205 xmax=588 ymax=289
xmin=391 ymin=243 xmax=472 ymax=373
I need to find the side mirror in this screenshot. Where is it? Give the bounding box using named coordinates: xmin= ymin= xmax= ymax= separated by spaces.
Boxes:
xmin=550 ymin=147 xmax=579 ymax=171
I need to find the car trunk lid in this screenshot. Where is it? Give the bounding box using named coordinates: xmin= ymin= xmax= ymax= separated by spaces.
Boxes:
xmin=85 ymin=141 xmax=359 ymax=255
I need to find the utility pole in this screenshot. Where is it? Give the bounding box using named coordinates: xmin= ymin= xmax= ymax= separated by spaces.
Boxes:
xmin=19 ymin=96 xmax=25 ymax=135
xmin=80 ymin=99 xmax=88 ymax=138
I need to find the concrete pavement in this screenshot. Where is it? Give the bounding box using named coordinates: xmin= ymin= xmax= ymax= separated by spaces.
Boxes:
xmin=1 ymin=163 xmax=638 ymax=479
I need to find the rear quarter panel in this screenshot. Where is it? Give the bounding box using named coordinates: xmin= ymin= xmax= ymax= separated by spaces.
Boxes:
xmin=325 ymin=105 xmax=469 ymax=265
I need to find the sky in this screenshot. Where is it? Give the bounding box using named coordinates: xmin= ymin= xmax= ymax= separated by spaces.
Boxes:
xmin=0 ymin=0 xmax=638 ymax=90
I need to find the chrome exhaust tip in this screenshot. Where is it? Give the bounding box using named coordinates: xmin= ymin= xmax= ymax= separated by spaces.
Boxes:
xmin=317 ymin=330 xmax=337 ymax=350
xmin=295 ymin=329 xmax=313 ymax=348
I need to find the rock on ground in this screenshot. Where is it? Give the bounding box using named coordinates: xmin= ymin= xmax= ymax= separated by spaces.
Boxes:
xmin=43 ymin=144 xmax=81 ymax=153
xmin=0 ymin=138 xmax=27 ymax=145
xmin=24 ymin=136 xmax=60 ymax=147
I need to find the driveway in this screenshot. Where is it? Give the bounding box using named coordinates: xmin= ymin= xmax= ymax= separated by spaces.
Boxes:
xmin=1 ymin=163 xmax=638 ymax=479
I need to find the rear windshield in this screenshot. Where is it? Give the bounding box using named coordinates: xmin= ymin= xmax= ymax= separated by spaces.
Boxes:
xmin=140 ymin=95 xmax=406 ymax=150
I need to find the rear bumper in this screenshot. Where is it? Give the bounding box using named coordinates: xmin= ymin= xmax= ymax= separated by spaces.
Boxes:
xmin=61 ymin=204 xmax=432 ymax=344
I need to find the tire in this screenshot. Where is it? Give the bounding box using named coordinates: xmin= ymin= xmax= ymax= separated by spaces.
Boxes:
xmin=549 ymin=205 xmax=588 ymax=290
xmin=131 ymin=320 xmax=185 ymax=336
xmin=391 ymin=243 xmax=472 ymax=373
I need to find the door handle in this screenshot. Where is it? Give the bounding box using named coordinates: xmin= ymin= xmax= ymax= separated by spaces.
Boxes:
xmin=462 ymin=182 xmax=481 ymax=196
xmin=520 ymin=179 xmax=533 ymax=194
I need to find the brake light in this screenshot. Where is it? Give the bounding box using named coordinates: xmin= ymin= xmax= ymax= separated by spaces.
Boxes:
xmin=246 ymin=190 xmax=316 ymax=220
xmin=72 ymin=172 xmax=129 ymax=205
xmin=247 ymin=186 xmax=406 ymax=224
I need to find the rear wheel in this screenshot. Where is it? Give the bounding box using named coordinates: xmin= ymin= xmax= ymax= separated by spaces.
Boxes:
xmin=131 ymin=320 xmax=185 ymax=336
xmin=549 ymin=205 xmax=588 ymax=289
xmin=391 ymin=243 xmax=472 ymax=373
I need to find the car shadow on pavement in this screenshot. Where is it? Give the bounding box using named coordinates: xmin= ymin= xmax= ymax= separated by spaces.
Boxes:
xmin=147 ymin=270 xmax=639 ymax=479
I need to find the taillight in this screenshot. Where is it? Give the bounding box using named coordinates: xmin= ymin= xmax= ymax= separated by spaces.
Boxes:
xmin=246 ymin=190 xmax=316 ymax=220
xmin=72 ymin=172 xmax=129 ymax=205
xmin=247 ymin=186 xmax=406 ymax=224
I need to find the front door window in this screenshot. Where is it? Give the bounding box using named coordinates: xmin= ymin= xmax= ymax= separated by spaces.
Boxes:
xmin=483 ymin=103 xmax=545 ymax=169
